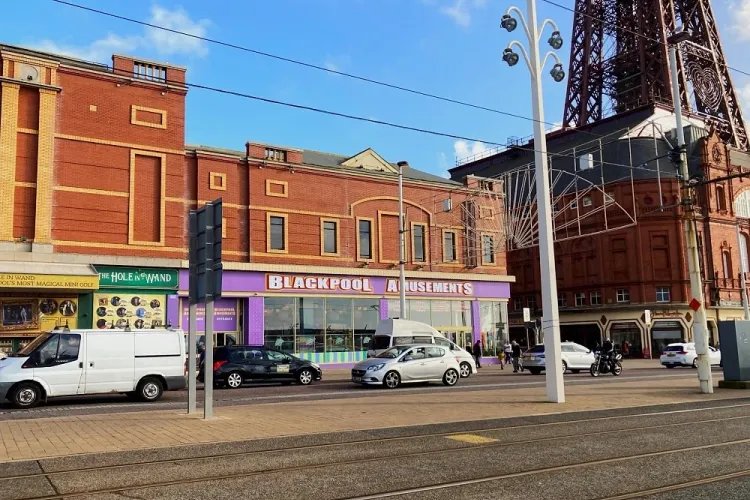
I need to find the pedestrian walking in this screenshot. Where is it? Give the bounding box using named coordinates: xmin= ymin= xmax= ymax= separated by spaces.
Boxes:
xmin=503 ymin=341 xmax=512 ymax=370
xmin=511 ymin=340 xmax=522 ymax=373
xmin=473 ymin=340 xmax=482 ymax=369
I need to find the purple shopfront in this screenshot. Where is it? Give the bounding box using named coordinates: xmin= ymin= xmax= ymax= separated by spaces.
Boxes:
xmin=174 ymin=270 xmax=511 ymax=367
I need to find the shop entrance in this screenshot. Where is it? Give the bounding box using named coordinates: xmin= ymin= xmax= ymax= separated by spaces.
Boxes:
xmin=441 ymin=330 xmax=472 ymax=351
xmin=650 ymin=321 xmax=685 ymax=357
xmin=560 ymin=323 xmax=601 ymax=351
xmin=610 ymin=322 xmax=643 ymax=358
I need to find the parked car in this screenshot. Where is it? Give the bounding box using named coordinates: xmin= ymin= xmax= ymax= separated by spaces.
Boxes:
xmin=198 ymin=345 xmax=322 ymax=388
xmin=433 ymin=336 xmax=477 ymax=377
xmin=0 ymin=328 xmax=186 ymax=409
xmin=351 ymin=344 xmax=461 ymax=388
xmin=522 ymin=341 xmax=596 ymax=375
xmin=660 ymin=343 xmax=721 ymax=368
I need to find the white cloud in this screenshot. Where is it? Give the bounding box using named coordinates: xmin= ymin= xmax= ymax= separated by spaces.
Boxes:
xmin=323 ymin=54 xmax=351 ymax=73
xmin=438 ymin=0 xmax=488 ymax=27
xmin=731 ymin=0 xmax=750 ymax=41
xmin=454 ymin=140 xmax=489 ymax=160
xmin=31 ymin=5 xmax=210 ymax=63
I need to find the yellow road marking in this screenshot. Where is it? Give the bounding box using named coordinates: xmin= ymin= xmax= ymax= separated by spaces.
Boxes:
xmin=446 ymin=434 xmax=498 ymax=444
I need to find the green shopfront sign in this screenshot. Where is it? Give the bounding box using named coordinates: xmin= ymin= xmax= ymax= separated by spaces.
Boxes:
xmin=97 ymin=267 xmax=179 ymax=290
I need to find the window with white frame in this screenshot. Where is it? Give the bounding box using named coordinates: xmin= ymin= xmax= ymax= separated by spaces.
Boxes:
xmin=616 ymin=288 xmax=630 ymax=303
xmin=582 ymin=196 xmax=592 ymax=207
xmin=514 ymin=297 xmax=523 ymax=310
xmin=575 ymin=292 xmax=586 ymax=306
xmin=570 ymin=199 xmax=578 ymax=209
xmin=656 ymin=287 xmax=671 ymax=303
xmin=590 ymin=291 xmax=602 ymax=305
xmin=558 ymin=294 xmax=567 ymax=307
xmin=527 ymin=296 xmax=536 ymax=310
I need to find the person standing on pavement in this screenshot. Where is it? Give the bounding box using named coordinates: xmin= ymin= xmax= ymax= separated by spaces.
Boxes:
xmin=511 ymin=340 xmax=522 ymax=373
xmin=473 ymin=340 xmax=482 ymax=369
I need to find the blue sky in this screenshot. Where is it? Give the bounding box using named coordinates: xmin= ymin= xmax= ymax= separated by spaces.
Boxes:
xmin=4 ymin=0 xmax=750 ymax=177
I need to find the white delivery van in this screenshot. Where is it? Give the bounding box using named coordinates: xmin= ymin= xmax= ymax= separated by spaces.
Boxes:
xmin=0 ymin=327 xmax=186 ymax=408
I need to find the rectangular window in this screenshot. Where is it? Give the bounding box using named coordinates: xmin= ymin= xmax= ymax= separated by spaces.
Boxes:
xmin=358 ymin=219 xmax=372 ymax=260
xmin=575 ymin=292 xmax=586 ymax=306
xmin=656 ymin=287 xmax=671 ymax=303
xmin=514 ymin=297 xmax=523 ymax=310
xmin=570 ymin=199 xmax=578 ymax=209
xmin=265 ymin=148 xmax=287 ymax=162
xmin=268 ymin=214 xmax=286 ymax=252
xmin=322 ymin=219 xmax=338 ymax=255
xmin=412 ymin=224 xmax=426 ymax=262
xmin=558 ymin=294 xmax=567 ymax=307
xmin=616 ymin=288 xmax=630 ymax=303
xmin=482 ymin=234 xmax=495 ymax=264
xmin=590 ymin=291 xmax=602 ymax=305
xmin=582 ymin=196 xmax=592 ymax=207
xmin=527 ymin=296 xmax=536 ymax=310
xmin=444 ymin=231 xmax=457 ymax=262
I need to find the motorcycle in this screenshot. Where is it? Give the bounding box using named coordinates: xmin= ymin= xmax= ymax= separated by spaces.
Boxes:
xmin=590 ymin=350 xmax=623 ymax=377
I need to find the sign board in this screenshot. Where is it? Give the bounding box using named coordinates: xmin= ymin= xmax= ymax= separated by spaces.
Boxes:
xmin=97 ymin=267 xmax=178 ymax=290
xmin=385 ymin=279 xmax=473 ymax=295
xmin=644 ymin=309 xmax=652 ymax=326
xmin=189 ymin=199 xmax=223 ymax=305
xmin=522 ymin=307 xmax=531 ymax=323
xmin=0 ymin=274 xmax=99 ymax=289
xmin=689 ymin=298 xmax=701 ymax=312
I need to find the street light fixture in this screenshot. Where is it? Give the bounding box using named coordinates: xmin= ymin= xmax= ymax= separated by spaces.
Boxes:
xmin=501 ymin=14 xmax=518 ymax=32
xmin=503 ymin=48 xmax=520 ymax=67
xmin=500 ymin=2 xmax=566 ymax=403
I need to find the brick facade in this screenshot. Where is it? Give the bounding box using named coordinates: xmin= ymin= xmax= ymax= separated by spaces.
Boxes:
xmin=0 ymin=44 xmax=509 ymax=278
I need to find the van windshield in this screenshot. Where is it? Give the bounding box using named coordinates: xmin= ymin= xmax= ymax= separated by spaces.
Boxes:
xmin=16 ymin=333 xmax=53 ymax=356
xmin=371 ymin=336 xmax=391 ymax=350
xmin=376 ymin=346 xmax=410 ymax=359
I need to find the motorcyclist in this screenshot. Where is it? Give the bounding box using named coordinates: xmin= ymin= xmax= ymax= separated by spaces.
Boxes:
xmin=602 ymin=338 xmax=614 ymax=364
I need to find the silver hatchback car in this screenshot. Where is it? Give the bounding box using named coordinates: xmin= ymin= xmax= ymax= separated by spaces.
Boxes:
xmin=351 ymin=345 xmax=461 ymax=388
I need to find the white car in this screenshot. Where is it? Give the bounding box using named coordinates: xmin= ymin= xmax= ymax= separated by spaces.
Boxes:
xmin=434 ymin=337 xmax=477 ymax=377
xmin=522 ymin=341 xmax=596 ymax=375
xmin=351 ymin=345 xmax=461 ymax=388
xmin=660 ymin=342 xmax=721 ymax=368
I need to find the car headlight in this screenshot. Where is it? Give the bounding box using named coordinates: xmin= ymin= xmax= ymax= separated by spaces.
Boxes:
xmin=367 ymin=363 xmax=386 ymax=372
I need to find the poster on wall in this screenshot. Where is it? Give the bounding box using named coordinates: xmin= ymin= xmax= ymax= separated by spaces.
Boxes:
xmin=93 ymin=293 xmax=166 ymax=329
xmin=0 ymin=298 xmax=79 ymax=333
xmin=180 ymin=298 xmax=238 ymax=332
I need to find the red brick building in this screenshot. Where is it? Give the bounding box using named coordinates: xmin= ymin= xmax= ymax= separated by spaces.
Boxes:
xmin=0 ymin=44 xmax=513 ymax=364
xmin=451 ymin=105 xmax=750 ymax=358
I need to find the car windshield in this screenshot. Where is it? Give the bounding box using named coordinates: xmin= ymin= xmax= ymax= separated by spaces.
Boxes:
xmin=664 ymin=345 xmax=686 ymax=352
xmin=376 ymin=346 xmax=410 ymax=359
xmin=371 ymin=336 xmax=391 ymax=350
xmin=526 ymin=345 xmax=544 ymax=353
xmin=16 ymin=333 xmax=53 ymax=356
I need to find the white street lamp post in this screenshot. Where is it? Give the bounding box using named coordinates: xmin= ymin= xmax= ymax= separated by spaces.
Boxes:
xmin=501 ymin=1 xmax=566 ymax=403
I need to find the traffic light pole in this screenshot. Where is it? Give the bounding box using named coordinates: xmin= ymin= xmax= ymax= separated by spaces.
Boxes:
xmin=669 ymin=45 xmax=713 ymax=394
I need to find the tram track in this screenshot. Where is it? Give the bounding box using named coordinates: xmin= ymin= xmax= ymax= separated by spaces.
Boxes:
xmin=5 ymin=403 xmax=750 ymax=500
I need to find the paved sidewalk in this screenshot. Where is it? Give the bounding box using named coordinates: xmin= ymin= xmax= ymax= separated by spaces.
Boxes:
xmin=0 ymin=374 xmax=740 ymax=462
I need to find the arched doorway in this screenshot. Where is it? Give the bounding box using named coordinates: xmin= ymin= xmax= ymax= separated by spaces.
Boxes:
xmin=609 ymin=322 xmax=643 ymax=358
xmin=650 ymin=320 xmax=685 ymax=357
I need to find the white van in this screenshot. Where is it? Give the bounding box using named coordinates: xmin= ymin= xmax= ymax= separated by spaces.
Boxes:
xmin=367 ymin=319 xmax=477 ymax=377
xmin=0 ymin=327 xmax=186 ymax=408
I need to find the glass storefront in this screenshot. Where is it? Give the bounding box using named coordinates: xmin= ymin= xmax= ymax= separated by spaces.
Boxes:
xmin=264 ymin=297 xmax=379 ymax=358
xmin=650 ymin=321 xmax=684 ymax=357
xmin=479 ymin=301 xmax=506 ymax=356
xmin=610 ymin=322 xmax=642 ymax=358
xmin=179 ymin=298 xmax=242 ymax=348
xmin=387 ymin=299 xmax=473 ymax=349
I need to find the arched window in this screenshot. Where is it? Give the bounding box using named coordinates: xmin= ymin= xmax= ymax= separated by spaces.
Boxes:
xmin=734 ymin=191 xmax=750 ymax=218
xmin=717 ymin=185 xmax=727 ymax=212
xmin=742 ymin=234 xmax=750 ymax=275
xmin=723 ymin=251 xmax=733 ymax=279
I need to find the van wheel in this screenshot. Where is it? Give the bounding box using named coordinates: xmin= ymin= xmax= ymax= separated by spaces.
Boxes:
xmin=459 ymin=362 xmax=472 ymax=378
xmin=137 ymin=377 xmax=164 ymax=402
xmin=10 ymin=382 xmax=41 ymax=409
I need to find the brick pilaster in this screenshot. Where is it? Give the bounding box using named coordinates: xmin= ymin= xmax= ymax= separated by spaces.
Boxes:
xmin=34 ymin=88 xmax=56 ymax=244
xmin=0 ymin=82 xmax=19 ymax=241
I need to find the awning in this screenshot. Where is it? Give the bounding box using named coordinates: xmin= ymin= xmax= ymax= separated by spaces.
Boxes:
xmin=0 ymin=262 xmax=99 ymax=290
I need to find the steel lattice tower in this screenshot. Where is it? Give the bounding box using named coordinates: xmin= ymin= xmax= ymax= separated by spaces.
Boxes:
xmin=562 ymin=0 xmax=748 ymax=149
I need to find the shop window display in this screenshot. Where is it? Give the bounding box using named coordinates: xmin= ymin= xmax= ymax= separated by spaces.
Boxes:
xmin=480 ymin=301 xmax=506 ymax=357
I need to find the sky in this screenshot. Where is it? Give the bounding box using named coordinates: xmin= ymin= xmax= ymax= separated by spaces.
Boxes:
xmin=4 ymin=0 xmax=750 ymax=177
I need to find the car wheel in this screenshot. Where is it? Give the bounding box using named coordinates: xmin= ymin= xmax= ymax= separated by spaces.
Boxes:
xmin=383 ymin=371 xmax=400 ymax=389
xmin=528 ymin=368 xmax=542 ymax=375
xmin=297 ymin=368 xmax=314 ymax=385
xmin=459 ymin=362 xmax=472 ymax=378
xmin=443 ymin=368 xmax=459 ymax=386
xmin=692 ymin=358 xmax=697 ymax=369
xmin=226 ymin=372 xmax=243 ymax=389
xmin=561 ymin=361 xmax=568 ymax=374
xmin=137 ymin=377 xmax=163 ymax=402
xmin=10 ymin=382 xmax=42 ymax=409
